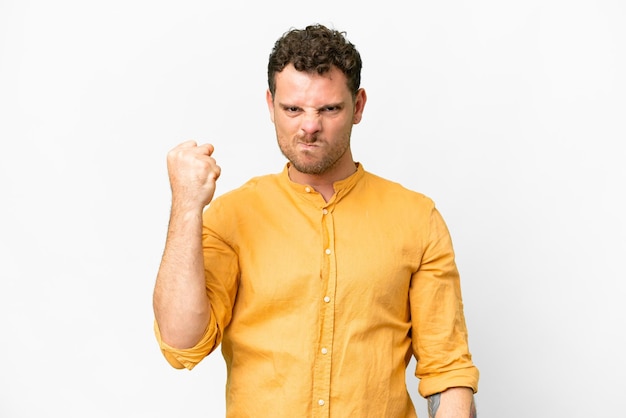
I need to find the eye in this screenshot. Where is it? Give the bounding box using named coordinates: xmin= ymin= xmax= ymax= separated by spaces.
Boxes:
xmin=283 ymin=106 xmax=301 ymax=113
xmin=321 ymin=105 xmax=341 ymax=113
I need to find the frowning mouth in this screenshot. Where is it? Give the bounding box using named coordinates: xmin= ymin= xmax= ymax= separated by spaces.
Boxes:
xmin=296 ymin=141 xmax=321 ymax=151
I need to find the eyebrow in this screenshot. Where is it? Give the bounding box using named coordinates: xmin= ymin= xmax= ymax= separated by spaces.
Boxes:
xmin=278 ymin=101 xmax=345 ymax=110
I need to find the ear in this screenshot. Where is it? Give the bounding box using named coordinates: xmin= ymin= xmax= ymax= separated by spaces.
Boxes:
xmin=266 ymin=89 xmax=275 ymax=123
xmin=352 ymin=88 xmax=367 ymax=124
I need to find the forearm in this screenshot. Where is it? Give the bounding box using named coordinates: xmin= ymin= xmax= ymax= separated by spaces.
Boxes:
xmin=428 ymin=387 xmax=476 ymax=418
xmin=153 ymin=203 xmax=211 ymax=349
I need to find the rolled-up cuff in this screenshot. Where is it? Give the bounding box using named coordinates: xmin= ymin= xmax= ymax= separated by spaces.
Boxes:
xmin=153 ymin=315 xmax=219 ymax=370
xmin=418 ymin=365 xmax=479 ymax=398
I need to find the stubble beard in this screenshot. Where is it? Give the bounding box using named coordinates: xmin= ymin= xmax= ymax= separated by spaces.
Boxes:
xmin=279 ymin=133 xmax=351 ymax=175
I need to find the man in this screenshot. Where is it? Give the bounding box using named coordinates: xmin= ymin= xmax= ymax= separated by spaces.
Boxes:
xmin=153 ymin=24 xmax=479 ymax=417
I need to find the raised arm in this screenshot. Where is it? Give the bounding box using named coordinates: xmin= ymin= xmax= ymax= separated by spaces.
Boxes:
xmin=153 ymin=140 xmax=221 ymax=349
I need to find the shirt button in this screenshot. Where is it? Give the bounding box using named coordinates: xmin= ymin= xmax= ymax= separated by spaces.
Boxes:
xmin=305 ymin=187 xmax=311 ymax=193
xmin=321 ymin=347 xmax=328 ymax=355
xmin=322 ymin=208 xmax=328 ymax=215
xmin=325 ymin=248 xmax=331 ymax=255
xmin=324 ymin=296 xmax=331 ymax=303
xmin=318 ymin=399 xmax=325 ymax=406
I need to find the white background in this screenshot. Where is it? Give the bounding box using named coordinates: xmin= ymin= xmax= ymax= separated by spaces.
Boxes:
xmin=1 ymin=1 xmax=625 ymax=417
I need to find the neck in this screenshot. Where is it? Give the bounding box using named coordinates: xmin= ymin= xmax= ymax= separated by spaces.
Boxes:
xmin=288 ymin=159 xmax=357 ymax=202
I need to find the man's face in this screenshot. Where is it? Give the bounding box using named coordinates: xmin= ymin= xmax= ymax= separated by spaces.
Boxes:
xmin=266 ymin=64 xmax=366 ymax=177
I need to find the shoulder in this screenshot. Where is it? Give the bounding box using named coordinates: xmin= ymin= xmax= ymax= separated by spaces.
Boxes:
xmin=202 ymin=172 xmax=283 ymax=238
xmin=213 ymin=172 xmax=281 ymax=205
xmin=360 ymin=169 xmax=435 ymax=210
xmin=203 ymin=171 xmax=286 ymax=224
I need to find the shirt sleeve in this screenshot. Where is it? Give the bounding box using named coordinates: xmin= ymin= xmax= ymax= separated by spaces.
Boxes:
xmin=153 ymin=314 xmax=220 ymax=370
xmin=410 ymin=206 xmax=479 ymax=397
xmin=153 ymin=199 xmax=241 ymax=370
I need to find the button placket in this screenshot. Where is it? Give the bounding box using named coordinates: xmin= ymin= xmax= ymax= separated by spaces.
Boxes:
xmin=313 ymin=206 xmax=336 ymax=418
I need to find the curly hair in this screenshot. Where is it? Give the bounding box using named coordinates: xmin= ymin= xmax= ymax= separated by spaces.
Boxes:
xmin=267 ymin=24 xmax=362 ymax=98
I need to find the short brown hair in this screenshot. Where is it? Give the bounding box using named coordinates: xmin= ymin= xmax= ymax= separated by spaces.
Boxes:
xmin=267 ymin=24 xmax=362 ymax=98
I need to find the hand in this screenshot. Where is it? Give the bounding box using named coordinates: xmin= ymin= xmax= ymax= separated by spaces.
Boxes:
xmin=166 ymin=140 xmax=221 ymax=210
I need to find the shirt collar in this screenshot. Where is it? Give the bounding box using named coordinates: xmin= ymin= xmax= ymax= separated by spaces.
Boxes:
xmin=280 ymin=163 xmax=365 ymax=206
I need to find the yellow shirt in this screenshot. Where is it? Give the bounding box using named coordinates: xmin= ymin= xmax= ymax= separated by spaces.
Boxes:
xmin=155 ymin=164 xmax=479 ymax=417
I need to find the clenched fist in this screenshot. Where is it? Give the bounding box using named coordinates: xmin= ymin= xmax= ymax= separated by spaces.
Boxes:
xmin=166 ymin=140 xmax=221 ymax=210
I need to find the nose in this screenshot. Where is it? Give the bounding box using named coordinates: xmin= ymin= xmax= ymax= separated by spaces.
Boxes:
xmin=300 ymin=112 xmax=322 ymax=136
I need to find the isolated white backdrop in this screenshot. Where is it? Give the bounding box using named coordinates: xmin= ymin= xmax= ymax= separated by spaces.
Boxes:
xmin=1 ymin=1 xmax=624 ymax=417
